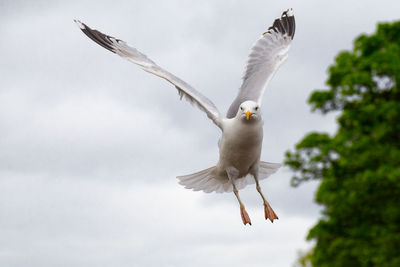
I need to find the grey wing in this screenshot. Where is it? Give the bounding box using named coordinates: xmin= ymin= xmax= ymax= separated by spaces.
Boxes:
xmin=226 ymin=9 xmax=295 ymax=118
xmin=75 ymin=20 xmax=222 ymax=129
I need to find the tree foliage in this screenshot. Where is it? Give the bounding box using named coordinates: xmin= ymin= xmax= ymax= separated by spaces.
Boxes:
xmin=286 ymin=21 xmax=400 ymax=266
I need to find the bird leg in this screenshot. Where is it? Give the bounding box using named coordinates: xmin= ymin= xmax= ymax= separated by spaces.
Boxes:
xmin=227 ymin=167 xmax=251 ymax=225
xmin=233 ymin=186 xmax=251 ymax=225
xmin=254 ymin=177 xmax=278 ymax=223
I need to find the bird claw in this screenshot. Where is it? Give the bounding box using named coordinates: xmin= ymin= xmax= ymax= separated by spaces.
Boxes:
xmin=240 ymin=206 xmax=252 ymax=225
xmin=264 ymin=202 xmax=278 ymax=223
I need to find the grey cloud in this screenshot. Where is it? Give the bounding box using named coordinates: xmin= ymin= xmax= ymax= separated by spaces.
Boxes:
xmin=1 ymin=0 xmax=399 ymax=266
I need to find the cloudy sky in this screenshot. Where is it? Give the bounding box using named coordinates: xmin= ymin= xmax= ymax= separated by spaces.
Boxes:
xmin=1 ymin=0 xmax=399 ymax=266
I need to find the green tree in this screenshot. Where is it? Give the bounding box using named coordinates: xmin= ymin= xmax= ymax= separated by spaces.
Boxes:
xmin=286 ymin=21 xmax=400 ymax=267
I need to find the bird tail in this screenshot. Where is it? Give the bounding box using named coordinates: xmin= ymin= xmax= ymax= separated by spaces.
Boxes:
xmin=177 ymin=166 xmax=230 ymax=193
xmin=258 ymin=161 xmax=282 ymax=179
xmin=177 ymin=161 xmax=282 ymax=194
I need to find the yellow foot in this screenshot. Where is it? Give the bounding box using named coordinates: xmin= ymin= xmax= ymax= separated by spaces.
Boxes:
xmin=264 ymin=202 xmax=278 ymax=223
xmin=240 ymin=206 xmax=252 ymax=225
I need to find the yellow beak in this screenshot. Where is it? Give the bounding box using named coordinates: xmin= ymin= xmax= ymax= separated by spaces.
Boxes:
xmin=245 ymin=110 xmax=253 ymax=120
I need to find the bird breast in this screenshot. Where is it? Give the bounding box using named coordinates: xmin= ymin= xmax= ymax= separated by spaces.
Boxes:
xmin=217 ymin=118 xmax=263 ymax=177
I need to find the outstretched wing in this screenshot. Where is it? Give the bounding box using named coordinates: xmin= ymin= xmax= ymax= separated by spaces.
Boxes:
xmin=226 ymin=9 xmax=295 ymax=118
xmin=75 ymin=20 xmax=222 ymax=129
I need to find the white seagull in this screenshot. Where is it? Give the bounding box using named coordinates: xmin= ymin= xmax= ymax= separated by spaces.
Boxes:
xmin=75 ymin=8 xmax=295 ymax=225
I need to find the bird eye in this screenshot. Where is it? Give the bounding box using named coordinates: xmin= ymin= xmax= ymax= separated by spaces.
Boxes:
xmin=240 ymin=106 xmax=244 ymax=111
xmin=255 ymin=106 xmax=259 ymax=111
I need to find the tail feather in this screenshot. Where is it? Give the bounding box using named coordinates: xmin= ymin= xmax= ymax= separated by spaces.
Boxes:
xmin=177 ymin=161 xmax=282 ymax=193
xmin=178 ymin=166 xmax=230 ymax=193
xmin=259 ymin=161 xmax=282 ymax=179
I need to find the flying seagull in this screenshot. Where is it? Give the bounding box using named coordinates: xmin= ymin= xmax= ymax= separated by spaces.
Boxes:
xmin=75 ymin=8 xmax=295 ymax=225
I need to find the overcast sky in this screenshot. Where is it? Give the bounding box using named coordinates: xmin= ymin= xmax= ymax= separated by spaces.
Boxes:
xmin=1 ymin=1 xmax=399 ymax=266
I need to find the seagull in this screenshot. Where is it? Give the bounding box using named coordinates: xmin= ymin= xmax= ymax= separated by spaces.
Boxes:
xmin=75 ymin=8 xmax=295 ymax=225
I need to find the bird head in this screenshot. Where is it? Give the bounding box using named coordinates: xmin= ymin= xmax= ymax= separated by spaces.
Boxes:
xmin=237 ymin=101 xmax=261 ymax=122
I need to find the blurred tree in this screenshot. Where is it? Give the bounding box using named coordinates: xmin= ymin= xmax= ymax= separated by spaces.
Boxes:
xmin=286 ymin=21 xmax=400 ymax=267
xmin=293 ymin=249 xmax=313 ymax=267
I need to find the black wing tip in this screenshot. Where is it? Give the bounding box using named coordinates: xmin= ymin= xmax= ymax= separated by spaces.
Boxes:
xmin=282 ymin=8 xmax=294 ymax=18
xmin=74 ymin=19 xmax=117 ymax=54
xmin=74 ymin=19 xmax=85 ymax=29
xmin=264 ymin=8 xmax=296 ymax=39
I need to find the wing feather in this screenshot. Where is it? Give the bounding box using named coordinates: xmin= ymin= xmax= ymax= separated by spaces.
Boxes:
xmin=75 ymin=20 xmax=222 ymax=128
xmin=226 ymin=9 xmax=295 ymax=118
